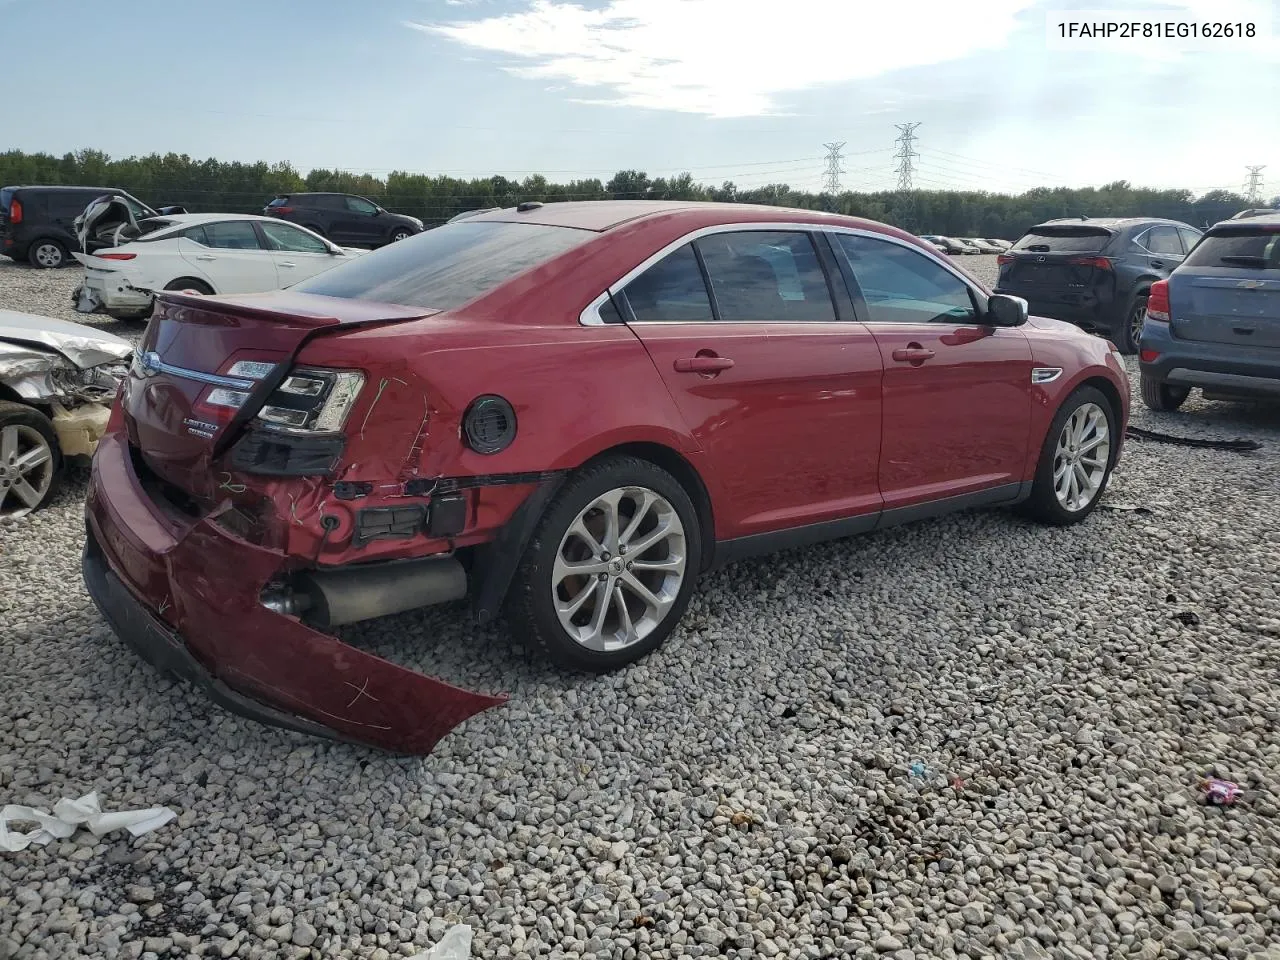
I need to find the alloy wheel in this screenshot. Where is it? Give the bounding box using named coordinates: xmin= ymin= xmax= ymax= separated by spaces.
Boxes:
xmin=1052 ymin=402 xmax=1110 ymax=513
xmin=0 ymin=424 xmax=55 ymax=517
xmin=552 ymin=486 xmax=687 ymax=652
xmin=1129 ymin=302 xmax=1147 ymax=352
xmin=33 ymin=243 xmax=63 ymax=268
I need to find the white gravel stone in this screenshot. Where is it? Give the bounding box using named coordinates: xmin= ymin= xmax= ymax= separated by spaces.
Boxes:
xmin=2 ymin=254 xmax=1279 ymax=960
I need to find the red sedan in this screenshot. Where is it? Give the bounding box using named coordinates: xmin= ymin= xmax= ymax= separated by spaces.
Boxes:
xmin=83 ymin=201 xmax=1130 ymax=754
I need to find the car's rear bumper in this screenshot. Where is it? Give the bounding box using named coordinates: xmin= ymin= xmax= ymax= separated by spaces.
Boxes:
xmin=75 ymin=275 xmax=153 ymax=316
xmin=83 ymin=431 xmax=506 ymax=754
xmin=1139 ymin=321 xmax=1280 ymax=398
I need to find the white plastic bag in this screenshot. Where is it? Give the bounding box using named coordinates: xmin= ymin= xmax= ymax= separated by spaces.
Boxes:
xmin=0 ymin=792 xmax=176 ymax=853
xmin=408 ymin=924 xmax=472 ymax=959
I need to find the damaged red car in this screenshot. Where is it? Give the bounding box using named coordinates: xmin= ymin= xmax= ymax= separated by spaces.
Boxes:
xmin=84 ymin=201 xmax=1131 ymax=754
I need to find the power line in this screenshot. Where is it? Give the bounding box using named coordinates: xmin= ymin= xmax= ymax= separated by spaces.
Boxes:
xmin=893 ymin=123 xmax=921 ymax=192
xmin=821 ymin=142 xmax=847 ymax=194
xmin=1244 ymin=165 xmax=1266 ymax=205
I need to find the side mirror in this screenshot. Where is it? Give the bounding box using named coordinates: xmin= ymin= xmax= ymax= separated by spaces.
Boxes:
xmin=987 ymin=293 xmax=1028 ymax=327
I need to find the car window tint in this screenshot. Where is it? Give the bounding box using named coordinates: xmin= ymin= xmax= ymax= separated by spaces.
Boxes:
xmin=1143 ymin=226 xmax=1183 ymax=255
xmin=261 ymin=221 xmax=328 ymax=254
xmin=1182 ymin=229 xmax=1280 ymax=269
xmin=346 ymin=196 xmax=378 ymax=215
xmin=295 ymin=221 xmax=593 ymax=309
xmin=696 ymin=231 xmax=835 ymax=322
xmin=180 ymin=226 xmax=209 ymax=245
xmin=201 ymin=221 xmax=262 ymax=250
xmin=1178 ymin=227 xmax=1203 ymax=254
xmin=623 ymin=244 xmax=713 ymax=322
xmin=836 ymin=234 xmax=977 ymax=324
xmin=1013 ymin=228 xmax=1111 ymax=253
xmin=598 ymin=296 xmax=623 ymax=324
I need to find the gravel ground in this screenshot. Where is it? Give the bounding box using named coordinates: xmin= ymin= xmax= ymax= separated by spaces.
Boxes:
xmin=2 ymin=256 xmax=1279 ymax=960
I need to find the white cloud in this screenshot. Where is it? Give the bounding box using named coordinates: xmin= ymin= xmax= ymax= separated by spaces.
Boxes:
xmin=407 ymin=0 xmax=1045 ymax=118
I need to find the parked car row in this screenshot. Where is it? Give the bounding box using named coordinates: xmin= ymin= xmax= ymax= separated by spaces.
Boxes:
xmin=919 ymin=235 xmax=1011 ymax=256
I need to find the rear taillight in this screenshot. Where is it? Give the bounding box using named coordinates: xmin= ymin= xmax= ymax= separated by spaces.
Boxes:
xmin=97 ymin=252 xmax=137 ymax=260
xmin=9 ymin=199 xmax=22 ymax=224
xmin=1068 ymin=256 xmax=1112 ymax=270
xmin=257 ymin=369 xmax=365 ymax=433
xmin=1140 ymin=350 xmax=1161 ymax=363
xmin=997 ymin=254 xmax=1013 ymax=265
xmin=269 ymin=206 xmax=293 ymax=215
xmin=1146 ymin=280 xmax=1170 ymax=323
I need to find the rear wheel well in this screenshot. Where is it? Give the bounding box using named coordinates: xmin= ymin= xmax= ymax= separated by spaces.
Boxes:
xmin=583 ymin=442 xmax=716 ymax=571
xmin=164 ymin=277 xmax=214 ymax=295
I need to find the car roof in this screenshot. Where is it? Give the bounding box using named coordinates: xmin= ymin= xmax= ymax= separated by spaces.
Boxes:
xmin=146 ymin=213 xmax=278 ymax=226
xmin=1031 ymin=216 xmax=1188 ymax=230
xmin=1211 ymin=211 xmax=1280 ymax=229
xmin=4 ymin=185 xmax=121 ymax=194
xmin=463 ymin=200 xmax=911 ymax=235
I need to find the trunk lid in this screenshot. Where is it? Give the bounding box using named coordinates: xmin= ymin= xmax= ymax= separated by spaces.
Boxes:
xmin=1171 ymin=224 xmax=1280 ymax=348
xmin=122 ymin=291 xmax=435 ymax=496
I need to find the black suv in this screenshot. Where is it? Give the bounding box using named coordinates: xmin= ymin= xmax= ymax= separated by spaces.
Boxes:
xmin=263 ymin=193 xmax=423 ymax=248
xmin=994 ymin=216 xmax=1203 ymax=353
xmin=0 ymin=185 xmax=169 ymax=268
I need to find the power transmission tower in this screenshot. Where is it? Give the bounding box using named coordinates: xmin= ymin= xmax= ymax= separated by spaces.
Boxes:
xmin=822 ymin=142 xmax=846 ymax=194
xmin=893 ymin=123 xmax=921 ymax=191
xmin=1244 ymin=165 xmax=1266 ymax=205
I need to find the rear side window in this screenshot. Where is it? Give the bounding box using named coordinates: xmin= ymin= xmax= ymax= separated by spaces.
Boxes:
xmin=697 ymin=231 xmax=836 ymax=321
xmin=624 ymin=244 xmax=713 ymax=322
xmin=1183 ymin=229 xmax=1280 ymax=269
xmin=201 ymin=221 xmax=262 ymax=250
xmin=294 ymin=220 xmax=593 ymax=309
xmin=1139 ymin=226 xmax=1183 ymax=255
xmin=261 ymin=221 xmax=328 ymax=253
xmin=181 ymin=226 xmax=210 ymax=245
xmin=1178 ymin=227 xmax=1203 ymax=253
xmin=1013 ymin=227 xmax=1112 ymax=254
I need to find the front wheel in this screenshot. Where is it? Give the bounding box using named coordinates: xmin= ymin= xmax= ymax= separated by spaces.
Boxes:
xmin=1018 ymin=386 xmax=1117 ymax=526
xmin=389 ymin=228 xmax=413 ymax=243
xmin=0 ymin=402 xmax=61 ymax=518
xmin=507 ymin=456 xmax=702 ymax=672
xmin=1140 ymin=375 xmax=1190 ymax=412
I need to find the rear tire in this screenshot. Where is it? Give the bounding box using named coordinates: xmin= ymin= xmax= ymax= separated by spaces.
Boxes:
xmin=1140 ymin=375 xmax=1190 ymax=412
xmin=0 ymin=402 xmax=61 ymax=518
xmin=28 ymin=239 xmax=67 ymax=269
xmin=506 ymin=456 xmax=702 ymax=673
xmin=163 ymin=278 xmax=214 ymax=295
xmin=1121 ymin=294 xmax=1148 ymax=355
xmin=1017 ymin=386 xmax=1117 ymax=526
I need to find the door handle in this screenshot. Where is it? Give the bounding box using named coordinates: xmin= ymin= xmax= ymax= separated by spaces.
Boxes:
xmin=674 ymin=355 xmax=734 ymax=374
xmin=891 ymin=345 xmax=935 ymax=364
xmin=1150 ymin=260 xmax=1164 ymax=269
xmin=278 ymin=261 xmax=296 ymax=268
xmin=194 ymin=254 xmax=217 ymax=261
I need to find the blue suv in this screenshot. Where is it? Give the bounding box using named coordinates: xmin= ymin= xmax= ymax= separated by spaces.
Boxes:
xmin=1138 ymin=212 xmax=1280 ymax=410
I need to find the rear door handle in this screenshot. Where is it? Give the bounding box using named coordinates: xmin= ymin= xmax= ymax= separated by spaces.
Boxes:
xmin=891 ymin=346 xmax=935 ymax=363
xmin=674 ymin=356 xmax=734 ymax=374
xmin=194 ymin=254 xmax=217 ymax=262
xmin=1150 ymin=260 xmax=1164 ymax=269
xmin=278 ymin=261 xmax=296 ymax=268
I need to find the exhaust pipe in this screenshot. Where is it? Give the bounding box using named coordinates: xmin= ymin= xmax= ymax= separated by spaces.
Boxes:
xmin=298 ymin=555 xmax=467 ymax=629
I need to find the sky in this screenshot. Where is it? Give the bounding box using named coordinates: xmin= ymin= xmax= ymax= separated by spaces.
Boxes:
xmin=2 ymin=0 xmax=1278 ymax=196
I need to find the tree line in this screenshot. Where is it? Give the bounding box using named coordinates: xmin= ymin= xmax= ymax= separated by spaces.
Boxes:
xmin=2 ymin=148 xmax=1272 ymax=240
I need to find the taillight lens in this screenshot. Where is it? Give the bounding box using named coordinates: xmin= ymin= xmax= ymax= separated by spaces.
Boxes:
xmin=1068 ymin=256 xmax=1112 ymax=270
xmin=997 ymin=254 xmax=1013 ymax=265
xmin=269 ymin=206 xmax=293 ymax=215
xmin=9 ymin=199 xmax=22 ymax=224
xmin=97 ymin=252 xmax=137 ymax=260
xmin=257 ymin=368 xmax=365 ymax=433
xmin=1146 ymin=280 xmax=1170 ymax=322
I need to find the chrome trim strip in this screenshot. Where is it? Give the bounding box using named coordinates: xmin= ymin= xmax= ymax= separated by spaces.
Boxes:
xmin=136 ymin=350 xmax=257 ymax=390
xmin=578 ymin=221 xmax=988 ymax=326
xmin=1031 ymin=367 xmax=1063 ymax=384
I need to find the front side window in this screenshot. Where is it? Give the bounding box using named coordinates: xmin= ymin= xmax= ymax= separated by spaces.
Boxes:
xmin=201 ymin=221 xmax=262 ymax=250
xmin=836 ymin=234 xmax=978 ymax=324
xmin=696 ymin=231 xmax=836 ymax=322
xmin=623 ymin=244 xmax=713 ymax=322
xmin=346 ymin=196 xmax=379 ymax=215
xmin=261 ymin=221 xmax=329 ymax=254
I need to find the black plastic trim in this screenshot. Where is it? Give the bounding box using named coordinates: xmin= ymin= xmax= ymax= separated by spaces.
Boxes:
xmin=875 ymin=482 xmax=1028 ymax=530
xmin=353 ymin=505 xmax=428 ymax=546
xmin=230 ymin=429 xmax=345 ymax=476
xmin=470 ymin=476 xmax=567 ymax=625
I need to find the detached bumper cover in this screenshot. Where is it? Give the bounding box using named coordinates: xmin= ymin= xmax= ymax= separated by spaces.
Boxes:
xmin=83 ymin=432 xmax=507 ymax=754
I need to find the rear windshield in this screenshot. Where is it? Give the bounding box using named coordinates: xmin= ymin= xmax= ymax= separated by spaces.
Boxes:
xmin=1012 ymin=227 xmax=1112 ymax=254
xmin=295 ymin=221 xmax=595 ymax=309
xmin=267 ymin=197 xmax=290 ymax=208
xmin=1182 ymin=228 xmax=1280 ymax=269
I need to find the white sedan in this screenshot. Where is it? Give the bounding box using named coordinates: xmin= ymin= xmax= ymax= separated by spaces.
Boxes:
xmin=72 ymin=214 xmax=366 ymax=320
